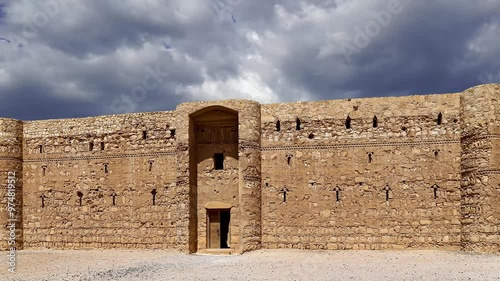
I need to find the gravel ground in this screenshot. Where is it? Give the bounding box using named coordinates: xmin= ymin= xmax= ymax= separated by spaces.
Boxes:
xmin=4 ymin=249 xmax=500 ymax=281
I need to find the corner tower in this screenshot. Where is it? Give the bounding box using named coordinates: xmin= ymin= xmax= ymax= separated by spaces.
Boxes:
xmin=0 ymin=118 xmax=23 ymax=250
xmin=460 ymin=84 xmax=500 ymax=252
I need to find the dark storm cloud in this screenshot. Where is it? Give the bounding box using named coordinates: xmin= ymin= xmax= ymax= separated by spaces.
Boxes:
xmin=0 ymin=0 xmax=499 ymax=120
xmin=27 ymin=1 xmax=188 ymax=58
xmin=278 ymin=0 xmax=500 ymax=100
xmin=0 ymin=79 xmax=99 ymax=120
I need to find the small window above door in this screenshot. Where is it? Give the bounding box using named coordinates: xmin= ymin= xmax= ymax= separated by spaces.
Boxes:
xmin=214 ymin=153 xmax=224 ymax=170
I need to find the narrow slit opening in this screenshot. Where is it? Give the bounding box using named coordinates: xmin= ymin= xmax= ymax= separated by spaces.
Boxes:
xmin=345 ymin=116 xmax=351 ymax=129
xmin=437 ymin=112 xmax=443 ymax=125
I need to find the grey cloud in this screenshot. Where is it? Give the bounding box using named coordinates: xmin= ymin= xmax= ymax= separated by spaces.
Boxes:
xmin=0 ymin=0 xmax=499 ymax=120
xmin=275 ymin=1 xmax=499 ymax=97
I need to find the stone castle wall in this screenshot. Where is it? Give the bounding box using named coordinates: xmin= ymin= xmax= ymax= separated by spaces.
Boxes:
xmin=21 ymin=112 xmax=178 ymax=249
xmin=260 ymin=93 xmax=463 ymax=250
xmin=0 ymin=84 xmax=498 ymax=253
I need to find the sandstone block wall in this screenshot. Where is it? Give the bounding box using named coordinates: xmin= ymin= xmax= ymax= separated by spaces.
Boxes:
xmin=0 ymin=84 xmax=498 ymax=253
xmin=21 ymin=112 xmax=178 ymax=249
xmin=260 ymin=93 xmax=463 ymax=250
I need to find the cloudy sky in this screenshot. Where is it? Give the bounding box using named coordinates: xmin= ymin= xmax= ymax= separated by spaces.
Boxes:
xmin=0 ymin=0 xmax=499 ymax=120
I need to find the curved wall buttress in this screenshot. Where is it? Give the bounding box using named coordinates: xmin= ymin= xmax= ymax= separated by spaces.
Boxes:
xmin=237 ymin=101 xmax=262 ymax=252
xmin=460 ymin=84 xmax=500 ymax=252
xmin=0 ymin=118 xmax=23 ymax=250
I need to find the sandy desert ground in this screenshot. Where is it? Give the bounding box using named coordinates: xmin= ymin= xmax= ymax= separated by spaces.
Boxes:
xmin=4 ymin=249 xmax=500 ymax=281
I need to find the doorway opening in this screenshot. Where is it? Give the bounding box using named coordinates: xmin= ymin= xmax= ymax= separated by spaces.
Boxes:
xmin=207 ymin=209 xmax=231 ymax=249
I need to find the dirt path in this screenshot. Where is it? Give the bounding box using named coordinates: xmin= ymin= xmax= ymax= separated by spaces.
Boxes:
xmin=4 ymin=249 xmax=500 ymax=281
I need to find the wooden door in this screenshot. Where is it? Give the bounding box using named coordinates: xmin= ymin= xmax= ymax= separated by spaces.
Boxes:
xmin=208 ymin=210 xmax=220 ymax=249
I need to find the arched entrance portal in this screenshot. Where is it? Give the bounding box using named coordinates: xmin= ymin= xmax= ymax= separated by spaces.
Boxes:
xmin=189 ymin=107 xmax=239 ymax=253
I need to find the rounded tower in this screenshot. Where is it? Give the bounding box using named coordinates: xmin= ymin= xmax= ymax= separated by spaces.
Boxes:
xmin=460 ymin=84 xmax=500 ymax=252
xmin=0 ymin=118 xmax=23 ymax=251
